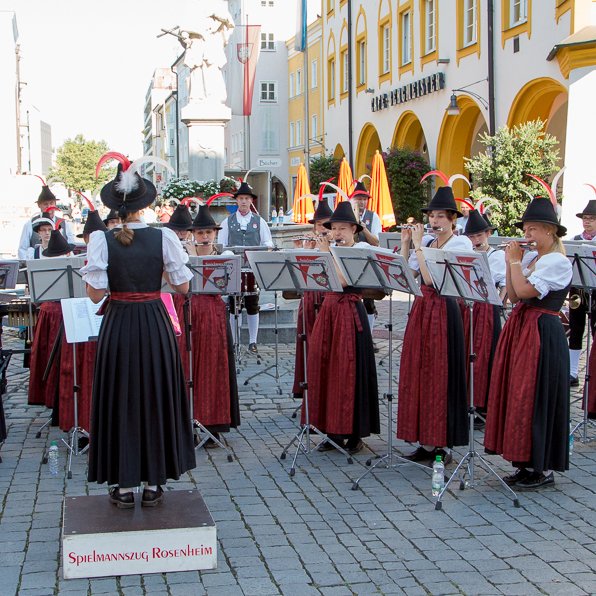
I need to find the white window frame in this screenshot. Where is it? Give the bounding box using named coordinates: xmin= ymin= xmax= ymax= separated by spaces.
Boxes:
xmin=358 ymin=40 xmax=366 ymax=86
xmin=463 ymin=0 xmax=477 ymax=46
xmin=260 ymin=81 xmax=277 ymax=102
xmin=296 ymin=68 xmax=302 ymax=95
xmin=296 ymin=120 xmax=302 ymax=146
xmin=382 ymin=24 xmax=390 ymax=74
xmin=329 ymin=59 xmax=336 ymax=100
xmin=260 ymin=32 xmax=275 ymax=51
xmin=511 ymin=0 xmax=528 ymax=26
xmin=289 ymin=121 xmax=295 ymax=147
xmin=342 ymin=50 xmax=348 ymax=93
xmin=401 ymin=10 xmax=411 ymax=65
xmin=289 ymin=73 xmax=295 ymax=98
xmin=311 ymin=59 xmax=318 ymax=88
xmin=311 ymin=114 xmax=318 ymax=140
xmin=425 ymin=0 xmax=436 ymax=54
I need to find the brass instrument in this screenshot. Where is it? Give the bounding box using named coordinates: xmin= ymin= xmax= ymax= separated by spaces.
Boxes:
xmin=569 ymin=293 xmax=583 ymax=309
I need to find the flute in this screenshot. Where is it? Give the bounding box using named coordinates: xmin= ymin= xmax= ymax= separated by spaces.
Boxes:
xmin=498 ymin=241 xmax=537 ymax=249
xmin=395 ymin=225 xmax=444 ymax=232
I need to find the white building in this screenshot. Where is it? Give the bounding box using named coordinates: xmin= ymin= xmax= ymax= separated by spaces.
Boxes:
xmin=321 ymin=0 xmax=596 ymax=235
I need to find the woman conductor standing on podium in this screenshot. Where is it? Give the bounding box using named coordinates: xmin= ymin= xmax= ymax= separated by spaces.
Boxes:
xmin=81 ymin=154 xmax=196 ymax=509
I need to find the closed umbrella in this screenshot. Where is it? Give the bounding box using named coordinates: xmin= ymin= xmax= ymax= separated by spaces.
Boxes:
xmin=336 ymin=157 xmax=355 ymax=205
xmin=369 ymin=150 xmax=396 ymax=230
xmin=291 ymin=163 xmax=313 ymax=224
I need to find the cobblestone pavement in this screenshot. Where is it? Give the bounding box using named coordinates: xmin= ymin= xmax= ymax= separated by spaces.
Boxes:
xmin=1 ymin=295 xmax=596 ymax=596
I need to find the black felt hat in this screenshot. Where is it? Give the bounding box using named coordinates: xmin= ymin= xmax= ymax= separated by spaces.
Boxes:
xmin=32 ymin=213 xmax=56 ymax=232
xmin=515 ymin=198 xmax=566 ymax=237
xmin=351 ymin=180 xmax=370 ymax=199
xmin=323 ymin=201 xmax=363 ymax=233
xmin=308 ymin=200 xmax=333 ymax=224
xmin=77 ymin=210 xmax=107 ymax=238
xmin=233 ymin=181 xmax=258 ymax=200
xmin=102 ymin=209 xmax=120 ymax=225
xmin=464 ymin=210 xmax=496 ymax=235
xmin=421 ymin=186 xmax=463 ymax=218
xmin=100 ymin=163 xmax=157 ymax=215
xmin=576 ymin=200 xmax=596 ymax=218
xmin=189 ymin=205 xmax=221 ymax=230
xmin=37 ymin=185 xmax=57 ymax=204
xmin=164 ymin=204 xmax=193 ymax=231
xmin=42 ymin=230 xmax=75 ymax=257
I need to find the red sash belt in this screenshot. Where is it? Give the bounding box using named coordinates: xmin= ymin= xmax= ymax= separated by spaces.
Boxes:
xmin=323 ymin=293 xmax=363 ymax=332
xmin=97 ymin=291 xmax=161 ymax=315
xmin=517 ymin=302 xmax=559 ymax=317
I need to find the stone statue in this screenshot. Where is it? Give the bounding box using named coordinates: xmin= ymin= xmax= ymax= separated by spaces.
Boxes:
xmin=178 ymin=1 xmax=234 ymax=105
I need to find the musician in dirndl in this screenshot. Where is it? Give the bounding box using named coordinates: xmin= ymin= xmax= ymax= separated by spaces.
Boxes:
xmin=568 ymin=200 xmax=596 ymax=386
xmin=397 ymin=187 xmax=471 ymax=464
xmin=218 ymin=181 xmax=273 ymax=354
xmin=485 ymin=198 xmax=572 ymax=489
xmin=291 ymin=199 xmax=332 ymax=400
xmin=58 ymin=211 xmax=107 ymax=436
xmin=81 ymin=158 xmax=195 ymax=509
xmin=462 ymin=210 xmax=505 ymax=415
xmin=175 ymin=205 xmax=240 ymax=447
xmin=304 ymin=201 xmax=380 ymax=455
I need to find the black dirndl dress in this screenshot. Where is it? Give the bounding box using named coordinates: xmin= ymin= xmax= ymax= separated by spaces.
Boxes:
xmin=87 ymin=227 xmax=196 ymax=487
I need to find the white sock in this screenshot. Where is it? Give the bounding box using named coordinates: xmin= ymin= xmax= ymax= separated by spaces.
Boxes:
xmin=570 ymin=349 xmax=581 ymax=378
xmin=118 ymin=486 xmax=133 ymax=493
xmin=247 ymin=314 xmax=259 ymax=344
xmin=367 ymin=314 xmax=375 ymax=332
xmin=146 ymin=485 xmax=157 ymax=491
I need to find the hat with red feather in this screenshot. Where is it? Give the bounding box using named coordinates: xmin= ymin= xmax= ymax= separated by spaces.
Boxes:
xmin=350 ymin=180 xmax=370 ymax=199
xmin=34 ymin=176 xmax=57 ymax=204
xmin=77 ymin=210 xmax=108 ymax=238
xmin=164 ymin=204 xmax=193 ymax=232
xmin=42 ymin=226 xmax=75 ymax=257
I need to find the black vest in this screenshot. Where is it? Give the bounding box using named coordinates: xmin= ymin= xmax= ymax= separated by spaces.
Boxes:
xmin=522 ymin=286 xmax=570 ymax=313
xmin=357 ymin=209 xmax=374 ymax=242
xmin=106 ymin=227 xmax=163 ymax=292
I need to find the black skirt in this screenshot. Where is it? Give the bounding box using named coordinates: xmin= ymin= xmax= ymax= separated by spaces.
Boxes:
xmin=88 ymin=298 xmax=196 ymax=487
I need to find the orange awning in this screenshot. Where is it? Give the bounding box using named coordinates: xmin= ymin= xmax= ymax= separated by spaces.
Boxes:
xmin=291 ymin=163 xmax=314 ymax=224
xmin=369 ymin=150 xmax=396 ymax=230
xmin=336 ymin=157 xmax=355 ymax=205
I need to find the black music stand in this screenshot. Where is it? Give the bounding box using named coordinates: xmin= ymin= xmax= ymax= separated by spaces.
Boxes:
xmin=422 ymin=247 xmax=520 ymax=510
xmin=247 ymin=250 xmax=351 ymax=476
xmin=183 ymin=255 xmax=241 ymax=462
xmin=329 ymin=246 xmax=425 ymax=490
xmin=27 ymin=258 xmax=87 ymax=477
xmin=566 ymin=244 xmax=596 ymax=443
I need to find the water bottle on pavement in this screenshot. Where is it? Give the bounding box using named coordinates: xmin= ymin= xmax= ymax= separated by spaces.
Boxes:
xmin=278 ymin=207 xmax=284 ymax=226
xmin=271 ymin=208 xmax=277 ymax=225
xmin=48 ymin=441 xmax=59 ymax=476
xmin=431 ymin=455 xmax=445 ymax=497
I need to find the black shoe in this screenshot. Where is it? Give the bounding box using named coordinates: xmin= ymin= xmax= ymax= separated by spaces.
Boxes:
xmin=204 ymin=433 xmax=221 ymax=449
xmin=402 ymin=446 xmax=435 ymax=463
xmin=503 ymin=468 xmax=532 ymax=486
xmin=473 ymin=415 xmax=486 ymax=430
xmin=345 ymin=439 xmax=364 ymax=454
xmin=516 ymin=471 xmax=555 ymax=489
xmin=77 ymin=436 xmax=90 ymax=451
xmin=432 ymin=448 xmax=453 ymax=466
xmin=142 ymin=486 xmax=164 ymax=507
xmin=109 ymin=487 xmax=135 ymax=509
xmin=570 ymin=376 xmax=579 ymax=387
xmin=248 ymin=342 xmax=258 ymax=353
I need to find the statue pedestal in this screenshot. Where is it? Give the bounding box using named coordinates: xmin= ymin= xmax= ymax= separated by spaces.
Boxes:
xmin=181 ymin=102 xmax=231 ymax=182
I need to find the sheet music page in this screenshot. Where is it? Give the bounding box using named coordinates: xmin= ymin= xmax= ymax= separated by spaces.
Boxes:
xmin=61 ymin=297 xmax=104 ymax=343
xmin=567 ymin=244 xmax=596 ymax=289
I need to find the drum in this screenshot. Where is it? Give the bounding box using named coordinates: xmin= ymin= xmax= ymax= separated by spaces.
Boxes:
xmin=241 ymin=270 xmax=259 ymax=296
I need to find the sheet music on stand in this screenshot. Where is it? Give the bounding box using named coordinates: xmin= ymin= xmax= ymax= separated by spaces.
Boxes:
xmin=330 ymin=246 xmax=421 ymax=296
xmin=378 ymin=233 xmax=401 ymax=253
xmin=26 ymin=257 xmax=87 ymax=302
xmin=0 ymin=261 xmax=20 ymax=290
xmin=421 ymin=248 xmax=502 ymax=306
xmin=188 ymin=255 xmax=242 ymax=294
xmin=61 ymin=298 xmax=105 ymax=343
xmin=245 ymin=250 xmax=343 ymax=293
xmin=564 ymin=243 xmax=596 ymax=290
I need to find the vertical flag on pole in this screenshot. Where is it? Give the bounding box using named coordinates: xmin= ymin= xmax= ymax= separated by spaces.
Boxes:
xmin=294 ymin=0 xmax=307 ymax=52
xmin=235 ymin=25 xmax=261 ymax=116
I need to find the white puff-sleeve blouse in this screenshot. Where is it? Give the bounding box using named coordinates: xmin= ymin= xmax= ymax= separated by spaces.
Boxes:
xmin=522 ymin=251 xmax=572 ymax=300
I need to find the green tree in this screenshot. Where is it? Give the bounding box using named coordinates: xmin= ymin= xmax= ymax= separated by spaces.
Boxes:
xmin=48 ymin=134 xmax=113 ymax=194
xmin=465 ymin=119 xmax=560 ymax=236
xmin=384 ymin=147 xmax=432 ymax=224
xmin=308 ymin=154 xmax=341 ymax=192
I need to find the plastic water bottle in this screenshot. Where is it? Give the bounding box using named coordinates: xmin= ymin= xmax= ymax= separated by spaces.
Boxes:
xmin=278 ymin=207 xmax=284 ymax=227
xmin=271 ymin=208 xmax=277 ymax=225
xmin=431 ymin=455 xmax=445 ymax=497
xmin=48 ymin=441 xmax=59 ymax=476
xmin=569 ymin=426 xmax=574 ymax=457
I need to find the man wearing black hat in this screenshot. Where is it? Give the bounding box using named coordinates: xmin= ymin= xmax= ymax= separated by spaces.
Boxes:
xmin=18 ymin=182 xmax=75 ymax=259
xmin=103 ymin=209 xmax=121 ymax=230
xmin=568 ymin=200 xmax=596 ymax=386
xmin=28 ymin=216 xmax=54 ymax=259
xmin=218 ymin=181 xmax=273 ymax=353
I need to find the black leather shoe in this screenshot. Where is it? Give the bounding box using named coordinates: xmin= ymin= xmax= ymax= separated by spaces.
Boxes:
xmin=142 ymin=486 xmax=164 ymax=507
xmin=503 ymin=468 xmax=531 ymax=486
xmin=570 ymin=376 xmax=579 ymax=387
xmin=345 ymin=439 xmax=364 ymax=454
xmin=516 ymin=471 xmax=554 ymax=489
xmin=248 ymin=343 xmax=258 ymax=353
xmin=204 ymin=433 xmax=221 ymax=449
xmin=402 ymin=446 xmax=434 ymax=462
xmin=109 ymin=487 xmax=134 ymax=509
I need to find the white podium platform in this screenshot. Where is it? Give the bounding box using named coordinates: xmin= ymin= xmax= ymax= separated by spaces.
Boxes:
xmin=62 ymin=489 xmax=216 ymax=579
